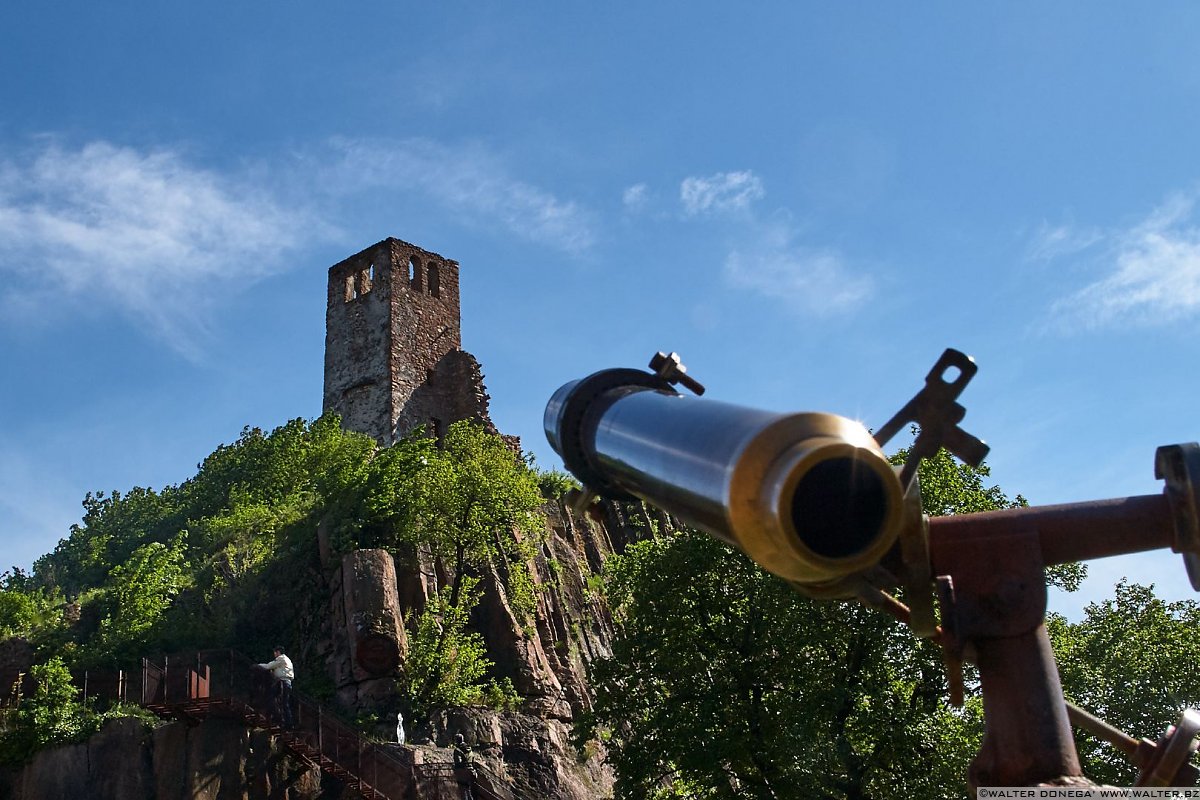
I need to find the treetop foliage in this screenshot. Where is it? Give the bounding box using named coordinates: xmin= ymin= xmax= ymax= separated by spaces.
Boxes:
xmin=1050 ymin=581 xmax=1200 ymax=785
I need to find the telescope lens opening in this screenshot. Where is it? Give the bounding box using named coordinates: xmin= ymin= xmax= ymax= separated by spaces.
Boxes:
xmin=789 ymin=456 xmax=888 ymax=559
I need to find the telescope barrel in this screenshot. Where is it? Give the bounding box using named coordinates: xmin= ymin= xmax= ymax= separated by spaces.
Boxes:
xmin=545 ymin=369 xmax=907 ymax=587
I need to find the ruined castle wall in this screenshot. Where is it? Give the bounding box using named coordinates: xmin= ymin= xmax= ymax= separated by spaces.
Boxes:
xmin=385 ymin=241 xmax=465 ymax=440
xmin=324 ymin=237 xmax=469 ymax=444
xmin=323 ymin=242 xmax=396 ymax=444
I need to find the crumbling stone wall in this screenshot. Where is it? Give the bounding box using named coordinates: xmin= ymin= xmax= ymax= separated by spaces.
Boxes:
xmin=324 ymin=238 xmax=484 ymax=444
xmin=404 ymin=350 xmax=495 ymax=437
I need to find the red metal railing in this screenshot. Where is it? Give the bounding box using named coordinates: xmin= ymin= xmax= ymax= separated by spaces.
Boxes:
xmin=4 ymin=649 xmax=416 ymax=800
xmin=144 ymin=650 xmax=416 ymax=800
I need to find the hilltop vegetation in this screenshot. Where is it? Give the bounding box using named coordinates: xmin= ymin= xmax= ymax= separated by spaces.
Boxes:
xmin=1 ymin=415 xmax=547 ymax=762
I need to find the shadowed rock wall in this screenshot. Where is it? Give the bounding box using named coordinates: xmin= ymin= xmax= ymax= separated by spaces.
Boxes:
xmin=0 ymin=717 xmax=323 ymax=800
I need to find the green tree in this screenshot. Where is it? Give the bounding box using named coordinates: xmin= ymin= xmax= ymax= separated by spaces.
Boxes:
xmin=9 ymin=413 xmax=543 ymax=721
xmin=0 ymin=656 xmax=96 ymax=765
xmin=88 ymin=533 xmax=190 ymax=666
xmin=386 ymin=420 xmax=543 ymax=711
xmin=0 ymin=569 xmax=64 ymax=642
xmin=1049 ymin=582 xmax=1200 ymax=785
xmin=404 ymin=577 xmax=518 ymax=715
xmin=581 ymin=449 xmax=1044 ymax=800
xmin=405 ymin=420 xmax=543 ymax=612
xmin=34 ymin=486 xmax=185 ymax=596
xmin=583 ymin=530 xmax=980 ymax=800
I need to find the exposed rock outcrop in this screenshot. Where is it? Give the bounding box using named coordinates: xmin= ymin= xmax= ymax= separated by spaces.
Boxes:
xmin=328 ymin=549 xmax=408 ymax=711
xmin=309 ymin=494 xmax=673 ymax=799
xmin=0 ymin=717 xmax=323 ymax=800
xmin=424 ymin=707 xmax=612 ymax=800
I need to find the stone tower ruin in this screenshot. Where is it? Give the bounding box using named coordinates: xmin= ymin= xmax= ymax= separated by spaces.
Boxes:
xmin=323 ymin=238 xmax=493 ymax=443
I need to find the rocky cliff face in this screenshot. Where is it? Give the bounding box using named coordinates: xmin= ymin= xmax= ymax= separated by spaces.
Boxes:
xmin=311 ymin=496 xmax=670 ymax=799
xmin=0 ymin=716 xmax=323 ymax=800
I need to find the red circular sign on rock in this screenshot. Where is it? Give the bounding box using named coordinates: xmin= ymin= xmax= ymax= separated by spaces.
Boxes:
xmin=356 ymin=633 xmax=400 ymax=676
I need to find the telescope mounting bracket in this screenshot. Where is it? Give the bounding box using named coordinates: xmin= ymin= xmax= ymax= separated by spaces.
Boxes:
xmin=873 ymin=348 xmax=990 ymax=491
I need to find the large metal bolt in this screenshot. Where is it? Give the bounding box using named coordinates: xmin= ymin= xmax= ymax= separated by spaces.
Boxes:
xmin=648 ymin=351 xmax=706 ymax=396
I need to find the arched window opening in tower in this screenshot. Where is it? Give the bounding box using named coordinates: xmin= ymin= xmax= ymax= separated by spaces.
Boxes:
xmin=427 ymin=263 xmax=440 ymax=298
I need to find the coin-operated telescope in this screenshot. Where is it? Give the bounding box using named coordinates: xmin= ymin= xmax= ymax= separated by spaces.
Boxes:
xmin=545 ymin=349 xmax=1200 ymax=789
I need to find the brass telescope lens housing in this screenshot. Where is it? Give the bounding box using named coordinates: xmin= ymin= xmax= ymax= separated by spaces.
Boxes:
xmin=728 ymin=412 xmax=905 ymax=586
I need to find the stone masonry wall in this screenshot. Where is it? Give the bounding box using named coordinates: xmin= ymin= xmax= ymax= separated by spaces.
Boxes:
xmin=324 ymin=238 xmax=480 ymax=445
xmin=323 ymin=241 xmax=396 ymax=443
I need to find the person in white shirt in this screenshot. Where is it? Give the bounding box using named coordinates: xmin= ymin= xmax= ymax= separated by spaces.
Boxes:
xmin=257 ymin=646 xmax=294 ymax=728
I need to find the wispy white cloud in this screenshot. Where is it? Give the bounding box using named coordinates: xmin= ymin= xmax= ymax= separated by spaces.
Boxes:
xmin=324 ymin=137 xmax=595 ymax=253
xmin=723 ymin=221 xmax=874 ymax=316
xmin=1048 ymin=191 xmax=1200 ymax=328
xmin=622 ymin=183 xmax=648 ymax=212
xmin=0 ymin=140 xmax=318 ymax=357
xmin=680 ymin=170 xmax=764 ymax=216
xmin=0 ymin=136 xmax=595 ymax=355
xmin=1027 ymin=220 xmax=1103 ymax=262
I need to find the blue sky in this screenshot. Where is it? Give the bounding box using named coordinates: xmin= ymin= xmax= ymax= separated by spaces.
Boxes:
xmin=2 ymin=3 xmax=1199 ymax=618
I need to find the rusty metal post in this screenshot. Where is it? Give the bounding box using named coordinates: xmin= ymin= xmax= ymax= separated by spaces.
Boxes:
xmin=927 ymin=490 xmax=1190 ymax=787
xmin=970 ymin=626 xmax=1081 ymax=786
xmin=930 ymin=520 xmax=1082 ymax=786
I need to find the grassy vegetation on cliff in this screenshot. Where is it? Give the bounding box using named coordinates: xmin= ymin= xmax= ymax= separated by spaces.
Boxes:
xmin=0 ymin=414 xmax=546 ymax=761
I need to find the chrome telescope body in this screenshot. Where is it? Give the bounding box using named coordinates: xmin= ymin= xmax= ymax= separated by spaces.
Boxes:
xmin=544 ymin=367 xmax=906 ymax=589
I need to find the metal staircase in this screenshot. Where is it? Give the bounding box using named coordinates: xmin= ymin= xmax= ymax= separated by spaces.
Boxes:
xmin=139 ymin=649 xmax=414 ymax=799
